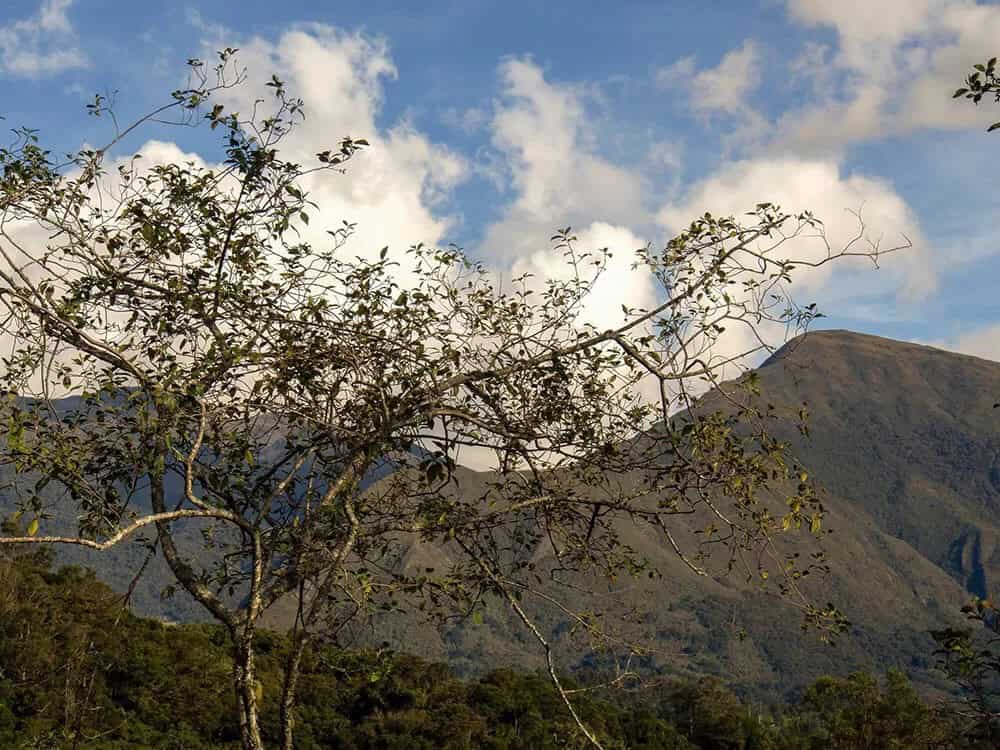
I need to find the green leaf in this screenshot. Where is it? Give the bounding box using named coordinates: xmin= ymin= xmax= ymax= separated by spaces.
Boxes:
xmin=27 ymin=518 xmax=38 ymax=536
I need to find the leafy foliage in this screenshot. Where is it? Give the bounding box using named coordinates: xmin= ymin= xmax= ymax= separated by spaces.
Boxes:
xmin=953 ymin=56 xmax=1000 ymax=132
xmin=932 ymin=598 xmax=1000 ymax=746
xmin=0 ymin=51 xmax=898 ymax=748
xmin=0 ymin=553 xmax=975 ymax=749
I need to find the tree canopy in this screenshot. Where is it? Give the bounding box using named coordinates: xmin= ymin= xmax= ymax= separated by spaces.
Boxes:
xmin=0 ymin=51 xmax=901 ymax=748
xmin=0 ymin=551 xmax=971 ymax=749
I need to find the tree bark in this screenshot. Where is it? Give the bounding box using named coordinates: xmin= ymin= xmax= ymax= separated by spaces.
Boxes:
xmin=234 ymin=626 xmax=265 ymax=750
xmin=235 ymin=528 xmax=267 ymax=750
xmin=279 ymin=629 xmax=308 ymax=750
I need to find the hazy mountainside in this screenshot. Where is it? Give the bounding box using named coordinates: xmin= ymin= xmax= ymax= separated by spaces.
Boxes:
xmin=269 ymin=330 xmax=1000 ymax=700
xmin=2 ymin=330 xmax=999 ymax=700
xmin=0 ymin=461 xmax=212 ymax=622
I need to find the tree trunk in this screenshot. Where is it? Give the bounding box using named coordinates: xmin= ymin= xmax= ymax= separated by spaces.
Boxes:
xmin=236 ymin=528 xmax=268 ymax=750
xmin=234 ymin=626 xmax=266 ymax=750
xmin=279 ymin=630 xmax=308 ymax=750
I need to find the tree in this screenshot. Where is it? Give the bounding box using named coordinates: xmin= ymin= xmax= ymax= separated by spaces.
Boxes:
xmin=0 ymin=51 xmax=899 ymax=749
xmin=954 ymin=56 xmax=1000 ymax=132
xmin=781 ymin=670 xmax=955 ymax=749
xmin=932 ymin=598 xmax=1000 ymax=745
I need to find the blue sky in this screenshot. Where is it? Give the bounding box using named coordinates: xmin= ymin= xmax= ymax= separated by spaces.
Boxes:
xmin=3 ymin=0 xmax=1000 ymax=361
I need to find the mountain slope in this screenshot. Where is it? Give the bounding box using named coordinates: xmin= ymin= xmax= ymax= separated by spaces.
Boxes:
xmin=3 ymin=330 xmax=998 ymax=700
xmin=758 ymin=330 xmax=1000 ymax=602
xmin=321 ymin=330 xmax=1000 ymax=698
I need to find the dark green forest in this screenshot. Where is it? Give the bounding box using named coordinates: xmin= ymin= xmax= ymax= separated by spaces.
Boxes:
xmin=0 ymin=548 xmax=991 ymax=749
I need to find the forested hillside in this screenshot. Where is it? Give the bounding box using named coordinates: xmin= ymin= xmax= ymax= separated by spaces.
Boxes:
xmin=0 ymin=549 xmax=979 ymax=749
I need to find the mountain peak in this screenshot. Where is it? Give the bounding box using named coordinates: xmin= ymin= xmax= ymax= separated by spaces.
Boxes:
xmin=763 ymin=328 xmax=995 ymax=370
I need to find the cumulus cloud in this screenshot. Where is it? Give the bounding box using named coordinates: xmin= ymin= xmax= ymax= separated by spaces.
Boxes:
xmin=901 ymin=3 xmax=1000 ymax=130
xmin=480 ymin=57 xmax=653 ymax=258
xmin=657 ymin=157 xmax=933 ymax=300
xmin=510 ymin=221 xmax=657 ymax=331
xmin=690 ymin=40 xmax=762 ymax=116
xmin=474 ymin=58 xmax=662 ymax=330
xmin=466 ymin=54 xmax=936 ymax=381
xmin=777 ymin=0 xmax=1000 ymax=153
xmin=169 ymin=24 xmax=938 ymax=363
xmin=655 ymin=41 xmax=762 ymax=118
xmin=441 ymin=105 xmax=489 ymax=134
xmin=2 ymin=9 xmax=967 ymax=456
xmin=0 ymin=0 xmax=87 ymax=77
xmin=785 ymin=0 xmax=943 ymax=73
xmin=654 ymin=41 xmax=767 ymax=152
xmin=654 ymin=56 xmax=696 ymax=89
xmin=195 ymin=24 xmax=469 ymax=263
xmin=653 ymin=157 xmax=935 ymax=372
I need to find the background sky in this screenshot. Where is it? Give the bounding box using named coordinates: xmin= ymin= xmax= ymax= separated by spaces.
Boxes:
xmin=3 ymin=0 xmax=1000 ymax=362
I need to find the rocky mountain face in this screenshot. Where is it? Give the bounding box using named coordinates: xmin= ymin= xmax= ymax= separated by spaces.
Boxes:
xmin=3 ymin=330 xmax=999 ymax=700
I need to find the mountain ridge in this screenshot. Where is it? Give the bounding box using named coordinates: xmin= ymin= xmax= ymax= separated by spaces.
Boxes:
xmin=3 ymin=329 xmax=999 ymax=700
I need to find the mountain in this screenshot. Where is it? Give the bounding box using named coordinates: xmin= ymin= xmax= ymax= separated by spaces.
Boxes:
xmin=754 ymin=330 xmax=1000 ymax=603
xmin=3 ymin=330 xmax=999 ymax=701
xmin=317 ymin=330 xmax=1000 ymax=699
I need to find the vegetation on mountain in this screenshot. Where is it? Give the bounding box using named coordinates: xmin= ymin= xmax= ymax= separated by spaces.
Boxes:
xmin=0 ymin=550 xmax=980 ymax=749
xmin=931 ymin=598 xmax=1000 ymax=746
xmin=0 ymin=50 xmax=897 ymax=748
xmin=250 ymin=331 xmax=995 ymax=704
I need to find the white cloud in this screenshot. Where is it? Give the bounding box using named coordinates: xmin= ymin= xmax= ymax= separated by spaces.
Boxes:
xmin=772 ymin=82 xmax=889 ymax=157
xmin=786 ymin=0 xmax=943 ymax=74
xmin=900 ymin=3 xmax=1000 ymax=131
xmin=441 ymin=106 xmax=489 ymax=134
xmin=646 ymin=139 xmax=684 ymax=172
xmin=480 ymin=59 xmax=652 ymax=260
xmin=472 ymin=58 xmax=662 ymax=332
xmin=929 ymin=323 xmax=1000 ymax=362
xmin=654 ymin=41 xmax=767 ymax=152
xmin=789 ymin=41 xmax=835 ymax=94
xmin=196 ymin=24 xmax=469 ymax=264
xmin=654 ymin=56 xmax=696 ymax=89
xmin=474 ymin=55 xmax=937 ymax=380
xmin=654 ymin=157 xmax=934 ymax=371
xmin=510 ymin=221 xmax=657 ymax=331
xmin=657 ymin=157 xmax=933 ymax=300
xmin=690 ymin=40 xmax=762 ymax=116
xmin=655 ymin=41 xmax=762 ymax=118
xmin=777 ymin=0 xmax=1000 ymax=152
xmin=0 ymin=0 xmax=87 ymax=77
